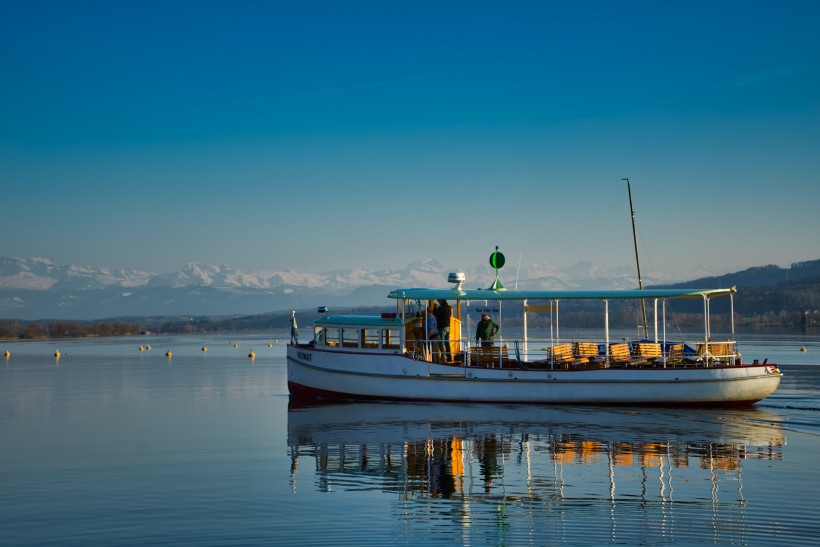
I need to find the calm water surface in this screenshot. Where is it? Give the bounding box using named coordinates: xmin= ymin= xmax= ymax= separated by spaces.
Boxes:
xmin=2 ymin=332 xmax=819 ymax=546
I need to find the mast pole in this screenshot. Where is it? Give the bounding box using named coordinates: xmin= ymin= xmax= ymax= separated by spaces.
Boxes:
xmin=624 ymin=178 xmax=648 ymax=339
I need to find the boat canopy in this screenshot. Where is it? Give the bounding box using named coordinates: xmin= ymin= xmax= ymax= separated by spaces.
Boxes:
xmin=387 ymin=287 xmax=736 ymax=301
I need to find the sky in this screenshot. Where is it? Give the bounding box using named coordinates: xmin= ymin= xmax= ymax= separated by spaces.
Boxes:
xmin=1 ymin=0 xmax=819 ymax=281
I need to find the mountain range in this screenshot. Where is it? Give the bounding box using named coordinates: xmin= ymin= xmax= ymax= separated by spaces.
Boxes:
xmin=0 ymin=256 xmax=816 ymax=321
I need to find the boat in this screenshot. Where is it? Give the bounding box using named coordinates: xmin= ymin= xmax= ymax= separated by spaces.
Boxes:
xmin=286 ymin=252 xmax=782 ymax=405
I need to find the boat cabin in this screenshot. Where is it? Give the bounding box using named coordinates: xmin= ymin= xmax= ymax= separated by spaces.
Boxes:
xmin=313 ymin=314 xmax=404 ymax=353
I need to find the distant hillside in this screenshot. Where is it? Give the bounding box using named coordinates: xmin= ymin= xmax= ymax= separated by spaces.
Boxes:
xmin=651 ymin=259 xmax=820 ymax=328
xmin=655 ymin=259 xmax=820 ymax=289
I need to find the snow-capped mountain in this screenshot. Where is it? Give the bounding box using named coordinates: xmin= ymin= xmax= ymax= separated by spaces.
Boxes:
xmin=0 ymin=257 xmax=155 ymax=291
xmin=0 ymin=256 xmax=709 ymax=320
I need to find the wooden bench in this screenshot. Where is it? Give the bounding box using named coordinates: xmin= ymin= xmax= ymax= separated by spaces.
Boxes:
xmin=574 ymin=342 xmax=603 ymax=362
xmin=550 ymin=343 xmax=574 ymax=363
xmin=549 ymin=343 xmax=588 ymax=369
xmin=608 ymin=343 xmax=647 ymax=366
xmin=472 ymin=344 xmax=509 ymax=367
xmin=633 ymin=342 xmax=662 ymax=359
xmin=667 ymin=343 xmax=696 ymax=365
xmin=668 ymin=343 xmax=684 ymax=359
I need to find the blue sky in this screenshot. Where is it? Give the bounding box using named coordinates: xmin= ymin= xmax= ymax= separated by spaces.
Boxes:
xmin=2 ymin=0 xmax=819 ymax=280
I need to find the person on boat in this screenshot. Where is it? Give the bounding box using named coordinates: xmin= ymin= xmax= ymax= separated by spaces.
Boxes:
xmin=425 ymin=309 xmax=439 ymax=361
xmin=290 ymin=310 xmax=299 ymax=345
xmin=475 ymin=313 xmax=499 ymax=348
xmin=434 ymin=300 xmax=452 ymax=362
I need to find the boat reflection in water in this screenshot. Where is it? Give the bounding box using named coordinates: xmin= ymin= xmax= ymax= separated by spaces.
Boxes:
xmin=288 ymin=401 xmax=785 ymax=543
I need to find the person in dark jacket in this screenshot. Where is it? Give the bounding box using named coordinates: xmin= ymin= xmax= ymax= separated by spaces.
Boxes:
xmin=475 ymin=313 xmax=499 ymax=348
xmin=434 ymin=300 xmax=452 ymax=361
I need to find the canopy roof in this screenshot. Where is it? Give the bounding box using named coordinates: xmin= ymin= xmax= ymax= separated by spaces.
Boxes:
xmin=387 ymin=287 xmax=736 ymax=301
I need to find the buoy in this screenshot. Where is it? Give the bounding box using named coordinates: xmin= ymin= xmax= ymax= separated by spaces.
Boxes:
xmin=248 ymin=351 xmax=255 ymax=359
xmin=146 ymin=345 xmax=151 ymax=351
xmin=267 ymin=342 xmax=272 ymax=348
xmin=801 ymin=345 xmax=807 ymax=352
xmin=55 ymin=350 xmax=61 ymax=358
xmin=202 ymin=347 xmax=207 ymax=352
xmin=234 ymin=343 xmax=239 ymax=348
xmin=165 ymin=351 xmax=172 ymax=358
xmin=139 ymin=346 xmax=145 ymax=351
xmin=4 ymin=350 xmax=9 ymax=358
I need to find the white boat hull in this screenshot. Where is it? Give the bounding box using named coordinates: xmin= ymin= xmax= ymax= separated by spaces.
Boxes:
xmin=287 ymin=345 xmax=782 ymax=405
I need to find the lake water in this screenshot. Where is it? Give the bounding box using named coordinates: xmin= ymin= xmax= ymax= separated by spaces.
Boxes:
xmin=2 ymin=332 xmax=819 ymax=546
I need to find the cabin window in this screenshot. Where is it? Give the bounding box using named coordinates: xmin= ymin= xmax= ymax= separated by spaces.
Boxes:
xmin=382 ymin=328 xmax=401 ymax=350
xmin=363 ymin=328 xmax=379 ymax=349
xmin=313 ymin=326 xmax=324 ymax=345
xmin=342 ymin=328 xmax=359 ymax=348
xmin=325 ymin=327 xmax=340 ymax=347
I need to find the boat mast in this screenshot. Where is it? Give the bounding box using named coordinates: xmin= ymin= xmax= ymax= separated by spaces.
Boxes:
xmin=624 ymin=178 xmax=648 ymax=339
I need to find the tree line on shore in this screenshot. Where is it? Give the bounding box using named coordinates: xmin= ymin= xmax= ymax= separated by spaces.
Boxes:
xmin=0 ymin=320 xmax=144 ymax=340
xmin=0 ymin=311 xmax=300 ymax=340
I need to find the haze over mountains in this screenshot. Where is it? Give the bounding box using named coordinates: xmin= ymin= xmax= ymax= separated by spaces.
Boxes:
xmin=0 ymin=256 xmax=813 ymax=321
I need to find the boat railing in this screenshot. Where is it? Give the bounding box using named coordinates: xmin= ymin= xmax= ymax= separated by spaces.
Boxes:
xmin=411 ymin=336 xmax=575 ymax=368
xmin=408 ymin=336 xmax=740 ymax=368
